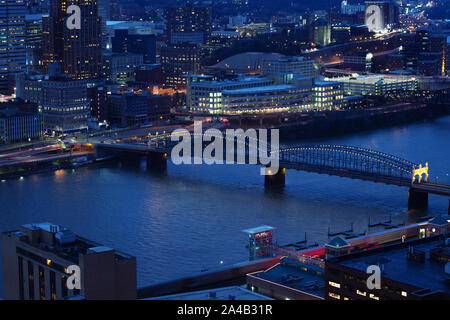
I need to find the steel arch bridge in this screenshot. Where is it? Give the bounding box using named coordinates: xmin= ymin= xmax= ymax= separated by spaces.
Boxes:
xmin=272 ymin=145 xmax=416 ymax=186
xmin=138 ymin=132 xmax=419 ymax=186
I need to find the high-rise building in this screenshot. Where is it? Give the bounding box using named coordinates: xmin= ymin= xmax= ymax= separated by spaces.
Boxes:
xmin=1 ymin=222 xmax=137 ymax=300
xmin=25 ymin=14 xmax=46 ymax=72
xmin=402 ymin=29 xmax=447 ymax=77
xmin=310 ymin=18 xmax=331 ymax=47
xmin=111 ymin=29 xmax=156 ymax=64
xmin=0 ymin=0 xmax=26 ymax=94
xmin=16 ymin=69 xmax=90 ymax=134
xmin=160 ymin=44 xmax=202 ymax=89
xmin=102 ymin=52 xmax=143 ymax=84
xmin=42 ymin=0 xmax=102 ymax=80
xmin=165 ymin=3 xmax=212 ymax=45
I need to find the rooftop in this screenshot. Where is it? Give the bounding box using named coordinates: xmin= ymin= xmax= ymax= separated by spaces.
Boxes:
xmin=3 ymin=222 xmax=134 ymax=265
xmin=330 ymin=234 xmax=450 ymax=296
xmin=146 ymin=286 xmax=273 ymax=300
xmin=249 ymin=257 xmax=325 ymax=298
xmin=242 ymin=225 xmax=276 ymax=235
xmin=223 ymin=84 xmax=299 ymax=95
xmin=328 ymin=74 xmax=417 ymax=85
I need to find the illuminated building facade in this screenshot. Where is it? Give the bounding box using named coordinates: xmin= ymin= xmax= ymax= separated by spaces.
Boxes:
xmin=165 ymin=3 xmax=211 ymax=45
xmin=1 ymin=222 xmax=137 ymax=300
xmin=15 ymin=71 xmax=90 ymax=133
xmin=102 ymin=52 xmax=143 ymax=84
xmin=160 ymin=44 xmax=202 ymax=89
xmin=186 ymin=75 xmax=274 ymax=113
xmin=328 ymin=75 xmax=417 ymax=96
xmin=42 ymin=0 xmax=102 ymax=80
xmin=0 ymin=0 xmax=26 ymax=93
xmin=314 ymin=81 xmax=344 ymax=110
xmin=309 ymin=18 xmax=331 ymax=47
xmin=25 ymin=14 xmax=45 ymax=72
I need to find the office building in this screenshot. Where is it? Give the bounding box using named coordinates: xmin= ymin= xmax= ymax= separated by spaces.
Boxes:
xmin=186 ymin=75 xmax=274 ymax=113
xmin=87 ymin=84 xmax=108 ymax=122
xmin=165 ymin=3 xmax=211 ymax=45
xmin=309 ymin=18 xmax=331 ymax=47
xmin=402 ymin=29 xmax=447 ymax=77
xmin=15 ymin=70 xmax=89 ymax=133
xmin=0 ymin=106 xmax=43 ymax=144
xmin=343 ymin=52 xmax=374 ymax=72
xmin=220 ymin=82 xmax=314 ymax=114
xmin=102 ymin=52 xmax=143 ymax=84
xmin=111 ymin=29 xmax=156 ymax=64
xmin=108 ymin=91 xmax=149 ymax=126
xmin=1 ymin=222 xmax=137 ymax=300
xmin=262 ymin=56 xmax=320 ymax=80
xmin=42 ymin=0 xmax=102 ymax=80
xmin=314 ymin=81 xmax=344 ymax=110
xmin=25 ymin=14 xmax=45 ymax=72
xmin=160 ymin=44 xmax=202 ymax=89
xmin=0 ymin=0 xmax=26 ymax=93
xmin=327 ymin=74 xmax=417 ymax=96
xmin=147 ymin=94 xmax=171 ymax=122
xmin=325 ymin=231 xmax=450 ymax=300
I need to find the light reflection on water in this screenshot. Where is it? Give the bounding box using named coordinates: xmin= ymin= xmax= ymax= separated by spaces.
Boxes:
xmin=0 ymin=116 xmax=449 ymax=293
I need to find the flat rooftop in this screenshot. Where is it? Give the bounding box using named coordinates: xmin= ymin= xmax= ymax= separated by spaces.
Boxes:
xmin=4 ymin=223 xmax=134 ymax=264
xmin=331 ymin=234 xmax=450 ymax=295
xmin=223 ymin=84 xmax=298 ymax=94
xmin=249 ymin=257 xmax=325 ymax=298
xmin=146 ymin=286 xmax=273 ymax=300
xmin=329 ymin=75 xmax=416 ymax=85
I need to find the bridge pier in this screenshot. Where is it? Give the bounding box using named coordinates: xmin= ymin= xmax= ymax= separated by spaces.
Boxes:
xmin=408 ymin=188 xmax=428 ymax=211
xmin=264 ymin=168 xmax=285 ymax=188
xmin=147 ymin=152 xmax=167 ymax=171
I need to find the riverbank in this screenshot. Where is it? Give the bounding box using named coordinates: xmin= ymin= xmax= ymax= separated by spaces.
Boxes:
xmin=278 ymin=102 xmax=450 ymax=141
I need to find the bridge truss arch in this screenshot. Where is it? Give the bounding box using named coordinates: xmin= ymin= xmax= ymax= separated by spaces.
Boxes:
xmin=273 ymin=145 xmax=417 ymax=183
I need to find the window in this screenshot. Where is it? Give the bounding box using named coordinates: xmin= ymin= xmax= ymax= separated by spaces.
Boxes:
xmin=328 ymin=281 xmax=341 ymax=289
xmin=328 ymin=292 xmax=340 ymax=299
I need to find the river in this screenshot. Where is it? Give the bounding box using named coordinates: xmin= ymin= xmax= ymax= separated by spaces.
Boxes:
xmin=0 ymin=116 xmax=449 ymax=295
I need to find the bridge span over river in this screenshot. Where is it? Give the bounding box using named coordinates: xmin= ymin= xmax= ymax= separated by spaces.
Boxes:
xmin=93 ymin=134 xmax=450 ymax=213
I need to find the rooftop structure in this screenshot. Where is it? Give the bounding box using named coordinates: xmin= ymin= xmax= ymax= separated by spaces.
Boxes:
xmin=325 ymin=74 xmax=417 ymax=96
xmin=1 ymin=222 xmax=137 ymax=300
xmin=247 ymin=257 xmax=325 ymax=300
xmin=325 ymin=233 xmax=450 ymax=300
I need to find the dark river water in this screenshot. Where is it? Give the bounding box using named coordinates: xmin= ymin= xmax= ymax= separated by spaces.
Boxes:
xmin=1 ymin=116 xmax=449 ymax=295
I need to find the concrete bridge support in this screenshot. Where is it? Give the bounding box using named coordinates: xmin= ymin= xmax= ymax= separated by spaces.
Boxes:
xmin=408 ymin=188 xmax=428 ymax=211
xmin=264 ymin=167 xmax=285 ymax=188
xmin=147 ymin=152 xmax=167 ymax=171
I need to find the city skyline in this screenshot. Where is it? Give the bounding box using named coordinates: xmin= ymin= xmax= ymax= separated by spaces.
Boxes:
xmin=0 ymin=0 xmax=449 ymax=308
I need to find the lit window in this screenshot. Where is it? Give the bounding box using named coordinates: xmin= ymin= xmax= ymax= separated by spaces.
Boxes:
xmin=328 ymin=292 xmax=340 ymax=299
xmin=328 ymin=281 xmax=341 ymax=288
